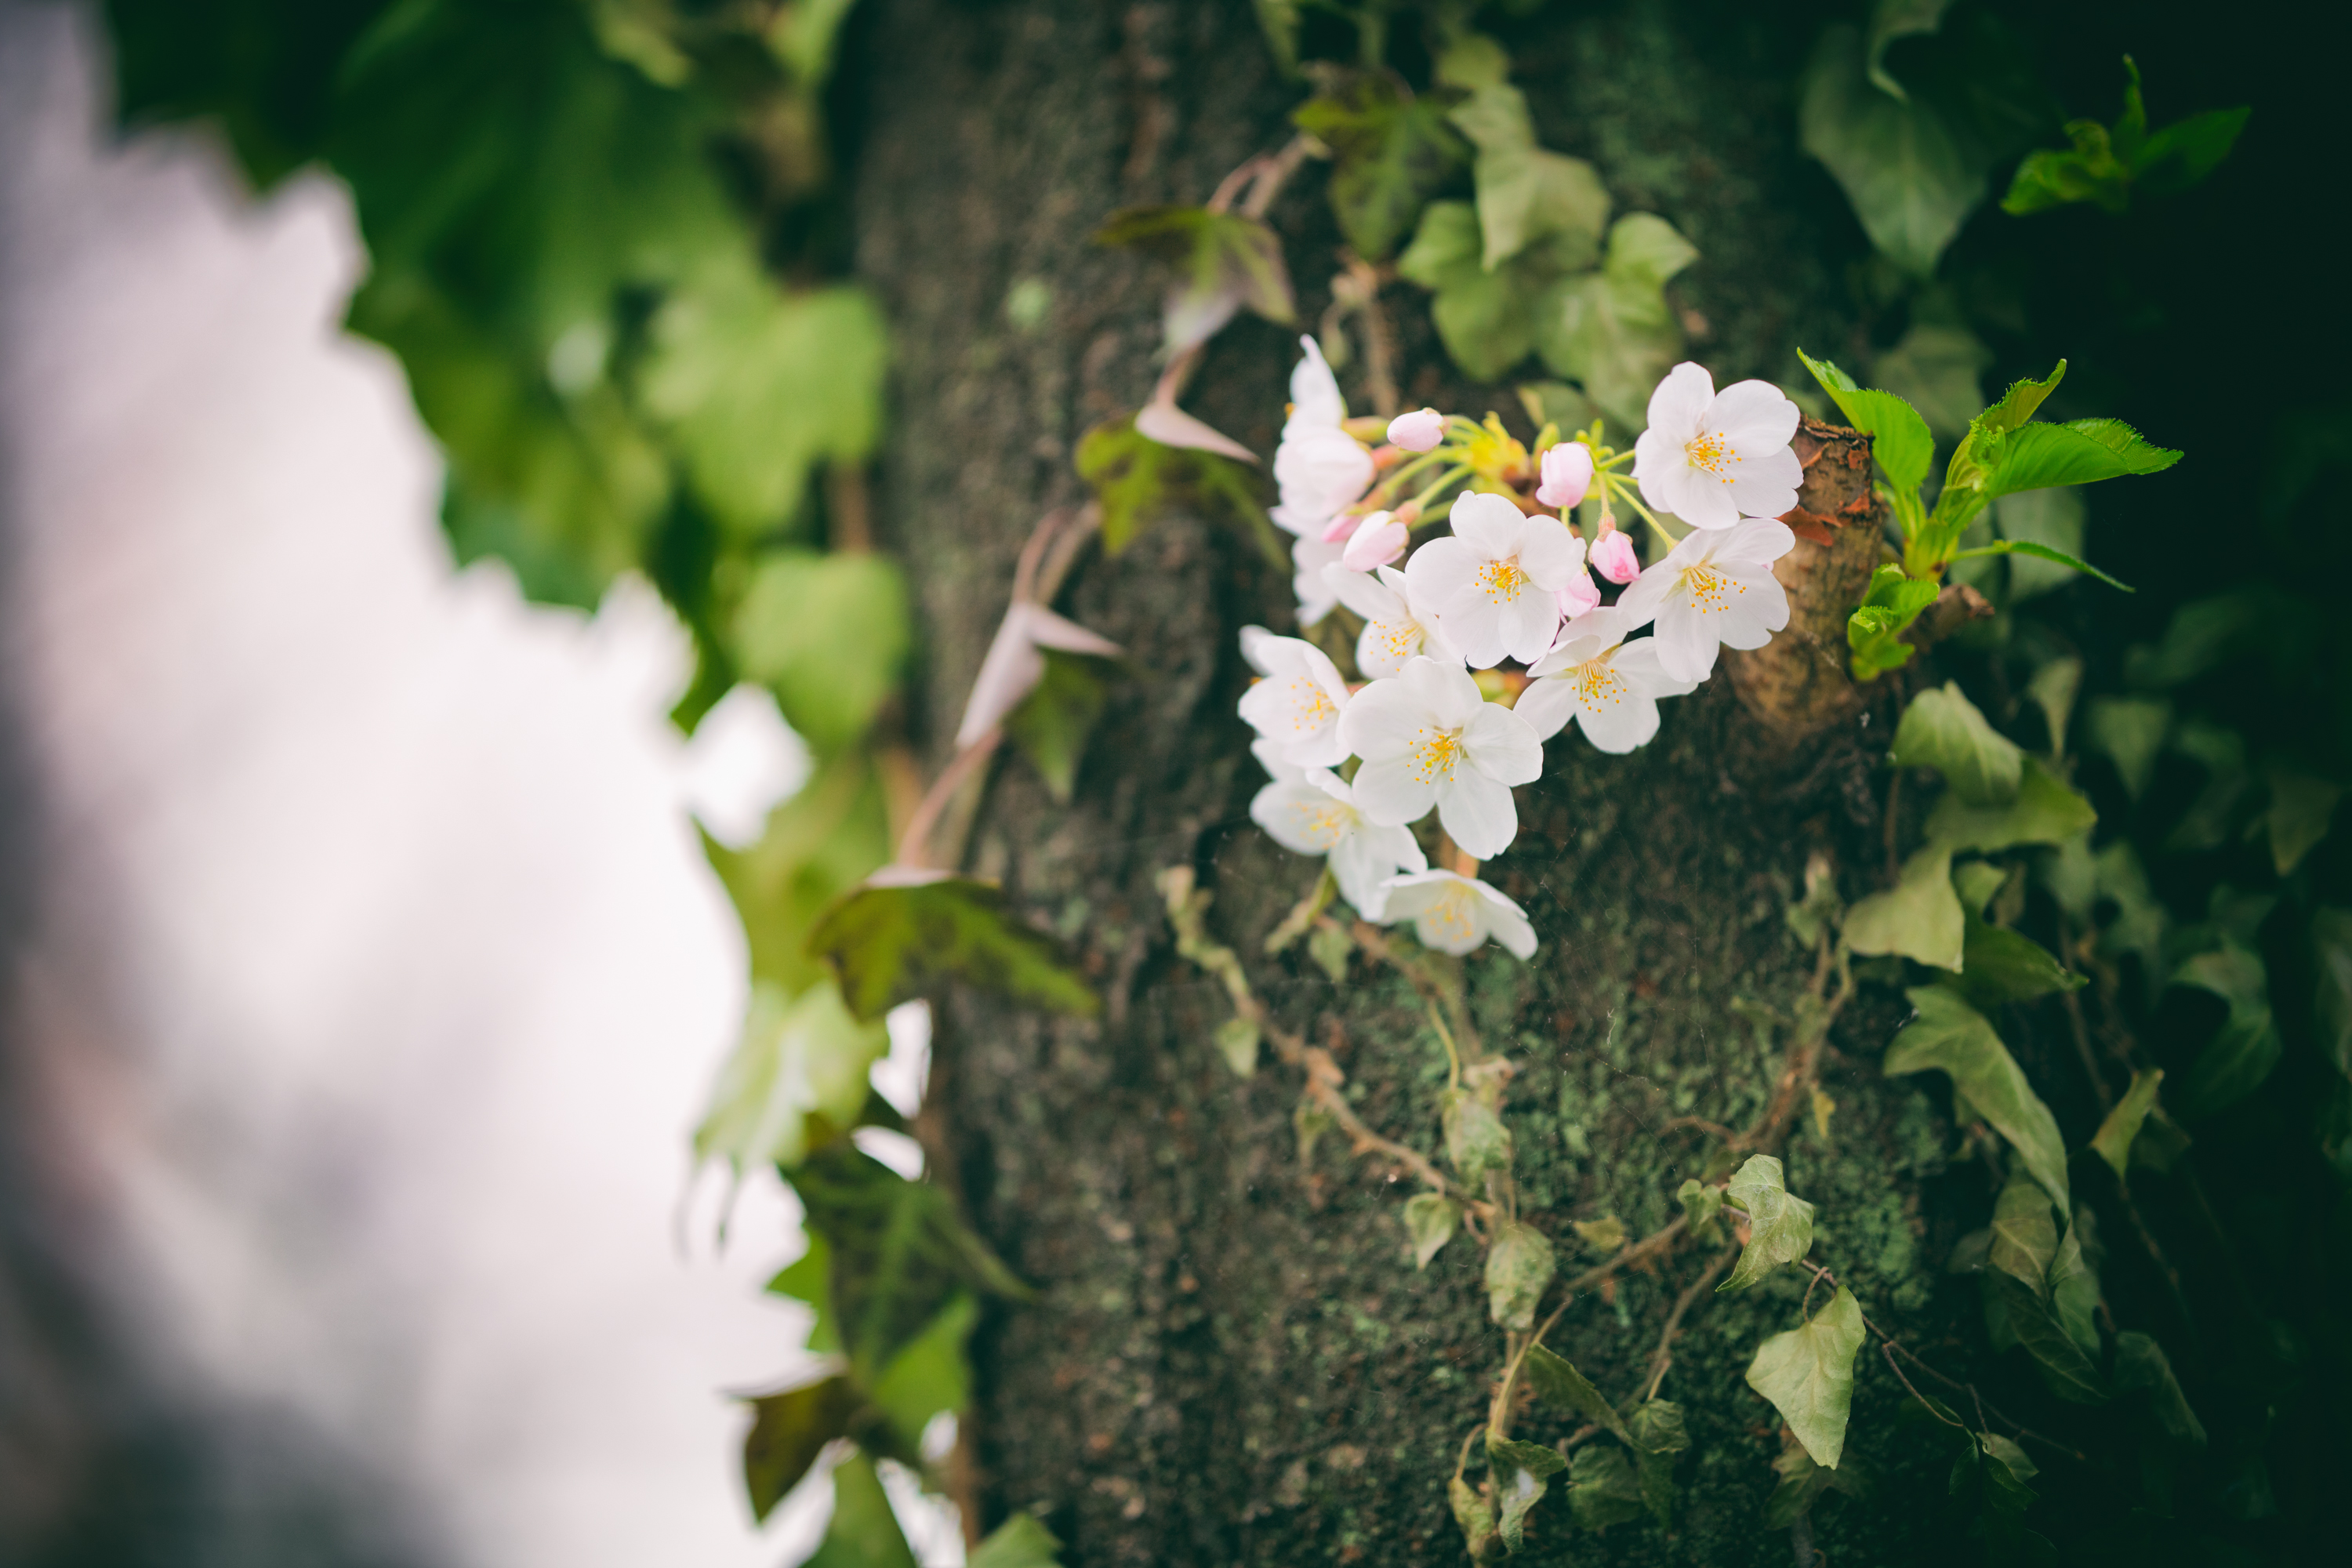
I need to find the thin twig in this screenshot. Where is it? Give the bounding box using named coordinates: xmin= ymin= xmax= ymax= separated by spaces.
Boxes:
xmin=1642 ymin=1247 xmax=1738 ymax=1401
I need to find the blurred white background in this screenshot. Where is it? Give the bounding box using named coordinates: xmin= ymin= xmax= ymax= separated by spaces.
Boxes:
xmin=0 ymin=5 xmax=951 ymax=1563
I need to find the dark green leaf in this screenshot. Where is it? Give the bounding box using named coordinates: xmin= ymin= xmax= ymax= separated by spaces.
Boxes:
xmin=1986 ymin=1174 xmax=2056 ymax=1300
xmin=732 ymin=550 xmax=910 ymax=756
xmin=2133 ymin=106 xmax=2252 ymax=198
xmin=695 ymin=979 xmax=891 ymax=1175
xmin=765 ymin=1234 xmax=840 ymax=1354
xmin=789 ymin=1145 xmax=1031 ymax=1385
xmin=1536 ymin=214 xmax=1698 ymax=429
xmin=1745 ymin=1286 xmax=1867 ymax=1468
xmin=2092 ymin=1068 xmax=2165 ymax=1181
xmin=1004 ymin=651 xmax=1109 ymax=805
xmin=2131 ymin=1107 xmax=2194 ymax=1174
xmin=1843 ymin=846 xmax=1965 ymax=970
xmin=2315 ymin=907 xmax=2352 ymax=1080
xmin=1073 ymin=415 xmax=1275 ymax=558
xmin=1925 ymin=758 xmax=2098 ymax=855
xmin=2114 ymin=1332 xmax=2206 ymax=1448
xmin=2169 ymin=945 xmax=2282 ymax=1120
xmin=1094 ymin=205 xmax=1296 ymax=353
xmin=1292 ymin=71 xmax=1469 ymax=262
xmin=1523 ymin=1344 xmax=1629 ymax=1442
xmin=967 ymin=1512 xmax=1065 ymax=1568
xmin=1762 ymin=1443 xmax=1871 ymax=1528
xmin=2264 ymin=762 xmax=2341 ymax=875
xmin=1993 ymin=1269 xmax=2107 ymax=1403
xmin=803 ymin=1452 xmax=919 ymax=1568
xmin=1884 ymin=988 xmax=2070 ymax=1209
xmin=1486 ymin=1436 xmax=1569 ymax=1480
xmin=1448 ymin=84 xmax=1608 ymax=271
xmin=1629 ymin=1399 xmax=1690 ymax=1529
xmin=1892 ymin=682 xmax=2024 ymax=805
xmin=810 ymin=877 xmax=1098 ymax=1024
xmin=2049 ymin=1216 xmax=2102 ymax=1357
xmin=741 ymin=1375 xmax=861 ymax=1523
xmin=1718 ymin=1155 xmax=1818 ymax=1293
xmin=1486 ymin=1221 xmax=1556 ymax=1331
xmin=1566 ymin=1444 xmax=1647 ymax=1531
xmin=2085 ymin=696 xmax=2172 ymax=800
xmin=1403 ymin=1192 xmax=1461 ymax=1269
xmin=1798 ymin=25 xmax=1982 ymax=274
xmin=1950 ymin=914 xmax=2084 ymax=1009
xmin=1488 ymin=1435 xmax=1565 ymax=1552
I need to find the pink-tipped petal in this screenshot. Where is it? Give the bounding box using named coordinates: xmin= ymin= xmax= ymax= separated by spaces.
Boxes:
xmin=1557 ymin=571 xmax=1602 ymax=620
xmin=1534 ymin=441 xmax=1595 ymax=509
xmin=1387 ymin=408 xmax=1446 ymax=452
xmin=1591 ymin=530 xmax=1641 ymax=584
xmin=1341 ymin=514 xmax=1409 ymax=571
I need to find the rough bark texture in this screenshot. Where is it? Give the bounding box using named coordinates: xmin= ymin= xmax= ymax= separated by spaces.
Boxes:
xmin=849 ymin=2 xmax=1969 ymax=1562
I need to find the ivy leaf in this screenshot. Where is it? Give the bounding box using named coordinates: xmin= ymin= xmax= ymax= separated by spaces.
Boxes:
xmin=810 ymin=877 xmax=1098 ymax=1023
xmin=803 ymin=1452 xmax=919 ymax=1568
xmin=967 ymin=1515 xmax=1063 ymax=1568
xmin=695 ymin=979 xmax=892 ymax=1176
xmin=1983 ymin=1177 xmax=2107 ymax=1402
xmin=1537 ymin=213 xmax=1698 ymax=430
xmin=1450 ymin=1473 xmax=1498 ymax=1558
xmin=1951 ymin=918 xmax=2084 ymax=1010
xmin=1677 ymin=1178 xmax=1727 ymax=1244
xmin=2169 ymin=944 xmax=2282 ymax=1120
xmin=2315 ymin=907 xmax=2352 ymax=1081
xmin=1487 ymin=1435 xmax=1566 ymax=1552
xmin=706 ymin=750 xmax=891 ymax=994
xmin=1291 ymin=71 xmax=1469 ymax=262
xmin=1565 ymin=1444 xmax=1648 ymax=1531
xmin=1629 ymin=1399 xmax=1691 ymax=1529
xmin=2084 ymin=696 xmax=2172 ymax=802
xmin=1397 ymin=201 xmax=1539 ymax=382
xmin=1762 ymin=1443 xmax=1871 ymax=1527
xmin=868 ymin=1292 xmax=978 ymax=1450
xmin=741 ymin=1375 xmax=862 ymax=1523
xmin=1403 ymin=1192 xmax=1461 ymax=1269
xmin=1718 ymin=1155 xmax=1818 ymax=1293
xmin=1843 ymin=845 xmax=1965 ymax=970
xmin=1074 ymin=414 xmax=1275 ymax=557
xmin=1448 ymin=83 xmax=1609 ymax=271
xmin=1798 ymin=25 xmax=1981 ymax=274
xmin=1486 ymin=1221 xmax=1557 ymax=1332
xmin=1571 ymin=1215 xmax=1627 ymax=1253
xmin=1095 ymin=205 xmax=1296 ymax=354
xmin=2114 ymin=1332 xmax=2208 ymax=1449
xmin=1925 ymin=758 xmax=2098 ymax=855
xmin=1795 ymin=349 xmax=1935 ymax=493
xmin=732 ymin=550 xmax=911 ymax=757
xmin=766 ymin=1233 xmax=840 ymax=1354
xmin=2263 ymin=761 xmax=2342 ymax=875
xmin=1987 ymin=1174 xmax=2056 ymax=1298
xmin=1892 ymin=682 xmax=2024 ymax=806
xmin=2004 ymin=58 xmax=2248 ymax=216
xmin=2091 ymin=1068 xmax=2165 ymax=1181
xmin=1745 ymin=1286 xmax=1867 ymax=1468
xmin=1443 ymin=1087 xmax=1515 ymax=1183
xmin=1523 ymin=1344 xmax=1629 ymax=1442
xmin=1004 ymin=651 xmax=1109 ymax=805
xmin=789 ymin=1145 xmax=1031 ymax=1386
xmin=1884 ymin=988 xmax=2070 ymax=1210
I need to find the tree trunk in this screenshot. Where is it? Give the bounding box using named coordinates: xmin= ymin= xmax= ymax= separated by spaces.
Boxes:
xmin=849 ymin=3 xmax=1958 ymax=1561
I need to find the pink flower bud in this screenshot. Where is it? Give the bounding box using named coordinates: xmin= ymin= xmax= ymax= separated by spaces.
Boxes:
xmin=1591 ymin=528 xmax=1640 ymax=584
xmin=1556 ymin=570 xmax=1602 ymax=620
xmin=1341 ymin=512 xmax=1409 ymax=571
xmin=1534 ymin=441 xmax=1594 ymax=510
xmin=1387 ymin=408 xmax=1446 ymax=452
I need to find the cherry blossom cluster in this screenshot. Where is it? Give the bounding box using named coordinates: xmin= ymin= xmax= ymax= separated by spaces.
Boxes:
xmin=1242 ymin=340 xmax=1805 ymax=958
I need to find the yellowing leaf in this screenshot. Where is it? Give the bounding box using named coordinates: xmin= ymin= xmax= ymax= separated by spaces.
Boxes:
xmin=1745 ymin=1287 xmax=1867 ymax=1468
xmin=1403 ymin=1192 xmax=1460 ymax=1269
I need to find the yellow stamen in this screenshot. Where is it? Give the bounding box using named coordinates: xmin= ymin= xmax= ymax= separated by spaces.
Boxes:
xmin=1684 ymin=430 xmax=1737 ymax=481
xmin=1421 ymin=887 xmax=1476 ymax=946
xmin=1679 ymin=564 xmax=1747 ymax=615
xmin=1410 ymin=725 xmax=1463 ymax=783
xmin=1478 ymin=557 xmax=1529 ymax=602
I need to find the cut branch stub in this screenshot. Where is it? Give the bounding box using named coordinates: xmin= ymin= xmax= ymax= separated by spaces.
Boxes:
xmin=1725 ymin=419 xmax=1885 ymax=742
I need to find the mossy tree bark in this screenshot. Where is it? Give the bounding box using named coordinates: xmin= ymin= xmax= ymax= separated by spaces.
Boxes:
xmin=848 ymin=2 xmax=1978 ymax=1561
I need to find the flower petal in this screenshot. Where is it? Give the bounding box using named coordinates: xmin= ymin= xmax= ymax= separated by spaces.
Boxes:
xmin=1250 ymin=779 xmax=1349 ymax=854
xmin=1400 ymin=655 xmax=1485 ymax=730
xmin=1334 ymin=674 xmax=1428 ymax=761
xmin=1514 ymin=517 xmax=1584 ymax=587
xmin=1571 ymin=665 xmax=1662 ymax=753
xmin=1462 ymin=702 xmax=1544 ymax=785
xmin=1511 ymin=676 xmax=1578 ymax=742
xmin=1448 ymin=491 xmax=1528 ymax=558
xmin=1613 ymin=637 xmax=1700 ymax=698
xmin=1325 ymin=564 xmax=1406 ymax=625
xmin=1707 ymin=379 xmax=1800 ymax=448
xmin=1350 ymin=754 xmax=1438 ymax=827
xmin=1287 ymin=334 xmax=1345 ymax=430
xmin=1653 ymin=601 xmax=1722 ymax=684
xmin=1136 ymin=397 xmax=1259 ymax=462
xmin=1437 ymin=769 xmax=1519 ymax=859
xmin=1472 ymin=881 xmax=1539 ymax=958
xmin=1646 ymin=361 xmax=1715 ymax=440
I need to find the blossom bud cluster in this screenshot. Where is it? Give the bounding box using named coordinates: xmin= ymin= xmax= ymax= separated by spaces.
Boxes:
xmin=1246 ymin=338 xmax=1804 ymax=957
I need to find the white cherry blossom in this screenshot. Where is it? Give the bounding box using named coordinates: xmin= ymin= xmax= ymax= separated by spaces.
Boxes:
xmin=1613 ymin=517 xmax=1795 ymax=684
xmin=1374 ymin=870 xmax=1537 ymax=959
xmin=1291 ymin=535 xmax=1345 ymax=626
xmin=1632 ymin=362 xmax=1802 ymax=530
xmin=1251 ymin=768 xmax=1428 ymax=915
xmin=1535 ymin=441 xmax=1593 ymax=510
xmin=1515 ymin=606 xmax=1697 ymax=753
xmin=1591 ymin=528 xmax=1640 ymax=584
xmin=1403 ymin=492 xmax=1586 ymax=669
xmin=1270 ymin=336 xmax=1375 ymax=539
xmin=1323 ymin=563 xmax=1464 ymax=678
xmin=1238 ymin=626 xmax=1352 ymax=768
xmin=1340 ymin=510 xmax=1408 ymax=571
xmin=1557 ymin=569 xmax=1600 ymax=621
xmin=1387 ymin=407 xmax=1445 ymax=452
xmin=1337 ymin=656 xmax=1542 ymax=860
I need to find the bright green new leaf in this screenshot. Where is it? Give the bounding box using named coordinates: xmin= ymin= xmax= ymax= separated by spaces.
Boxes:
xmin=1984 ymin=418 xmax=2183 ymax=498
xmin=1995 ymin=487 xmax=2086 ymax=600
xmin=741 ymin=1375 xmax=862 ymax=1523
xmin=869 ymin=1292 xmax=978 ymax=1450
xmin=1403 ymin=1192 xmax=1460 ymax=1269
xmin=2003 ymin=58 xmax=2247 ymax=216
xmin=1291 ymin=71 xmax=1469 ymax=261
xmin=1004 ymin=651 xmax=1109 ymax=805
xmin=1925 ymin=757 xmax=2098 ymax=855
xmin=1843 ymin=845 xmax=1965 ymax=970
xmin=1884 ymin=988 xmax=2070 ymax=1209
xmin=1443 ymin=1087 xmax=1515 ymax=1184
xmin=1486 ymin=1221 xmax=1556 ymax=1332
xmin=2114 ymin=1332 xmax=2207 ymax=1449
xmin=2315 ymin=908 xmax=2352 ymax=1080
xmin=967 ymin=1514 xmax=1062 ymax=1568
xmin=2091 ymin=1068 xmax=2165 ymax=1180
xmin=765 ymin=1234 xmax=841 ymax=1353
xmin=694 ymin=978 xmax=891 ymax=1175
xmin=1073 ymin=415 xmax=1274 ymax=557
xmin=1448 ymin=84 xmax=1608 ymax=271
xmin=1565 ymin=1444 xmax=1647 ymax=1531
xmin=640 ymin=277 xmax=888 ymax=538
xmin=732 ymin=550 xmax=911 ymax=756
xmin=1795 ymin=350 xmax=1936 ymax=493
xmin=1892 ymin=682 xmax=2024 ymax=805
xmin=706 ymin=750 xmax=891 ymax=994
xmin=2169 ymin=944 xmax=2282 ymax=1120
xmin=1977 ymin=361 xmax=2067 ymax=434
xmin=1629 ymin=1399 xmax=1690 ymax=1528
xmin=1718 ymin=1155 xmax=1818 ymax=1293
xmin=1094 ymin=205 xmax=1297 ymax=354
xmin=1537 ymin=213 xmax=1698 ymax=430
xmin=1745 ymin=1286 xmax=1867 ymax=1468
xmin=789 ymin=1144 xmax=1031 ymax=1385
xmin=1846 ymin=562 xmax=1942 ymax=679
xmin=2263 ymin=762 xmax=2341 ymax=875
xmin=1798 ymin=25 xmax=1981 ymax=275
xmin=803 ymin=1453 xmax=919 ymax=1568
xmin=1523 ymin=1344 xmax=1628 ymax=1442
xmin=810 ymin=877 xmax=1098 ymax=1023
xmin=1250 ymin=0 xmax=1302 ymax=74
